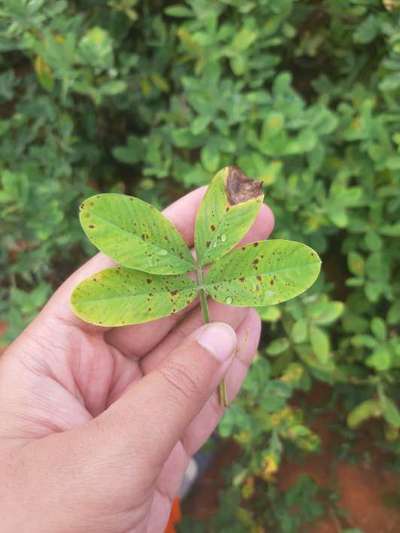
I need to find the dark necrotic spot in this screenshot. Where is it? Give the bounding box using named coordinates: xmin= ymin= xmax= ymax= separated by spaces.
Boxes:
xmin=146 ymin=278 xmax=153 ymax=284
xmin=88 ymin=224 xmax=95 ymax=229
xmin=239 ymin=276 xmax=245 ymax=283
xmin=170 ymin=290 xmax=178 ymax=296
xmin=210 ymin=224 xmax=216 ymax=231
xmin=226 ymin=166 xmax=263 ymax=205
xmin=270 ymin=279 xmax=274 ymax=286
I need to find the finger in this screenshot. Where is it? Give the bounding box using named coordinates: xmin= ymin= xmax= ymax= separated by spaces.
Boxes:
xmin=106 ymin=203 xmax=274 ymax=357
xmin=182 ymin=309 xmax=261 ymax=456
xmin=84 ymin=322 xmax=238 ymax=474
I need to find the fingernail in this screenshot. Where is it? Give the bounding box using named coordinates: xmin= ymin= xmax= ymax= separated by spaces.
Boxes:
xmin=195 ymin=322 xmax=237 ymax=363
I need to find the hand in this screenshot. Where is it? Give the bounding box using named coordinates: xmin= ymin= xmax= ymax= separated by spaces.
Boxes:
xmin=0 ymin=187 xmax=274 ymax=533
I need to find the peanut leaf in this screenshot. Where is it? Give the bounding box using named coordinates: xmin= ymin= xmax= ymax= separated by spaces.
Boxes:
xmin=204 ymin=240 xmax=321 ymax=307
xmin=71 ymin=267 xmax=197 ymax=326
xmin=80 ymin=193 xmax=194 ymax=275
xmin=194 ymin=166 xmax=264 ymax=266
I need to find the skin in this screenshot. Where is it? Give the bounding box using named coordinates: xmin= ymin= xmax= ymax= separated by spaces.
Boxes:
xmin=0 ymin=187 xmax=274 ymax=533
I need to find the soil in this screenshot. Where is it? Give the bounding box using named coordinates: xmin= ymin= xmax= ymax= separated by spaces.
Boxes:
xmin=181 ymin=384 xmax=400 ymax=533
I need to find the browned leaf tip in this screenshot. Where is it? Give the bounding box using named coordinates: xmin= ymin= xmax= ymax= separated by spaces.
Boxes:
xmin=226 ymin=166 xmax=263 ymax=205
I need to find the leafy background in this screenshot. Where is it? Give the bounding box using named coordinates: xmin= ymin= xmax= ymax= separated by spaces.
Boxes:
xmin=1 ymin=0 xmax=400 ymax=531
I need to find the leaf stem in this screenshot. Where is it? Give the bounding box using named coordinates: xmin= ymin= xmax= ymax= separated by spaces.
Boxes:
xmin=196 ymin=265 xmax=228 ymax=408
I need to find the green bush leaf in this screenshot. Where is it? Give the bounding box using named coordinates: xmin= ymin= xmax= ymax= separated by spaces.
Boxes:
xmin=371 ymin=317 xmax=387 ymax=341
xmin=366 ymin=346 xmax=392 ymax=371
xmin=71 ymin=267 xmax=197 ymax=326
xmin=204 ymin=239 xmax=321 ymax=307
xmin=292 ymin=318 xmax=308 ymax=343
xmin=347 ymin=399 xmax=382 ymax=429
xmin=266 ymin=338 xmax=290 ymax=356
xmin=79 ymin=194 xmax=194 ymax=275
xmin=379 ymin=392 xmax=400 ymax=428
xmin=309 ymin=325 xmax=330 ymax=363
xmin=195 ymin=167 xmax=263 ymax=267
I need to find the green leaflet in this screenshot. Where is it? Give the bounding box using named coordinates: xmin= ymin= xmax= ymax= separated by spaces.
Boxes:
xmin=194 ymin=167 xmax=264 ymax=266
xmin=70 ymin=267 xmax=197 ymax=326
xmin=80 ymin=193 xmax=194 ymax=275
xmin=204 ymin=239 xmax=321 ymax=307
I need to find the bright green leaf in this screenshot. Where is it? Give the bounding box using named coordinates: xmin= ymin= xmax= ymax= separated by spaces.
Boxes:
xmin=310 ymin=325 xmax=330 ymax=363
xmin=71 ymin=267 xmax=197 ymax=326
xmin=379 ymin=392 xmax=400 ymax=428
xmin=204 ymin=239 xmax=321 ymax=307
xmin=79 ymin=194 xmax=194 ymax=275
xmin=347 ymin=399 xmax=382 ymax=429
xmin=258 ymin=306 xmax=282 ymax=322
xmin=312 ymin=301 xmax=344 ymax=325
xmin=292 ymin=318 xmax=308 ymax=343
xmin=266 ymin=338 xmax=290 ymax=356
xmin=371 ymin=317 xmax=387 ymax=341
xmin=366 ymin=346 xmax=392 ymax=371
xmin=194 ymin=167 xmax=264 ymax=267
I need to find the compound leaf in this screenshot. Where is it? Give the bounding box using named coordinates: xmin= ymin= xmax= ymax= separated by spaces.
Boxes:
xmin=195 ymin=166 xmax=264 ymax=266
xmin=71 ymin=267 xmax=197 ymax=326
xmin=80 ymin=194 xmax=194 ymax=275
xmin=204 ymin=239 xmax=321 ymax=307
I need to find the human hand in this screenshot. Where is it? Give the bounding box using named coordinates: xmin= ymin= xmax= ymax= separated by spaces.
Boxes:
xmin=0 ymin=187 xmax=274 ymax=533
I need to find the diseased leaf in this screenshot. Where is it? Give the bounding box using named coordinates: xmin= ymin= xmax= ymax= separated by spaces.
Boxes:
xmin=204 ymin=239 xmax=321 ymax=307
xmin=194 ymin=166 xmax=264 ymax=267
xmin=71 ymin=267 xmax=197 ymax=326
xmin=80 ymin=194 xmax=194 ymax=275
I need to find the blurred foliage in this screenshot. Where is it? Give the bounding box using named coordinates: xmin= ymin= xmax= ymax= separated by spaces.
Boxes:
xmin=1 ymin=0 xmax=400 ymax=530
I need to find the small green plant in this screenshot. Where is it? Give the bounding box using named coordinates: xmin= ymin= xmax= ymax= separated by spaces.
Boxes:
xmin=71 ymin=166 xmax=321 ymax=404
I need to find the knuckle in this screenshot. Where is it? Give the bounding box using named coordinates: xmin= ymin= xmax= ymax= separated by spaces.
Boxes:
xmin=158 ymin=360 xmax=203 ymax=402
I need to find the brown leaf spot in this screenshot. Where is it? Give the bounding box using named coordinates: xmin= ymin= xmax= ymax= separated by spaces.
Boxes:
xmin=210 ymin=224 xmax=216 ymax=231
xmin=226 ymin=166 xmax=262 ymax=205
xmin=146 ymin=278 xmax=153 ymax=284
xmin=253 ymin=242 xmax=259 ymax=247
xmin=252 ymin=258 xmax=260 ymax=267
xmin=257 ymin=275 xmax=262 ymax=282
xmin=206 ymin=241 xmax=211 ymax=248
xmin=170 ymin=290 xmax=178 ymax=296
xmin=88 ymin=224 xmax=95 ymax=229
xmin=239 ymin=276 xmax=245 ymax=283
xmin=270 ymin=279 xmax=274 ymax=286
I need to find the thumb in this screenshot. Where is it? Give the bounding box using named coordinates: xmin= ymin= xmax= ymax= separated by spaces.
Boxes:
xmin=95 ymin=322 xmax=237 ymax=466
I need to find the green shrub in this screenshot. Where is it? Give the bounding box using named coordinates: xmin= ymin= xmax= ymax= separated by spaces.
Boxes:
xmin=1 ymin=0 xmax=400 ymax=530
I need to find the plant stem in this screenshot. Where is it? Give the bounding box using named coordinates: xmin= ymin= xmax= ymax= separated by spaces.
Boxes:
xmin=196 ymin=265 xmax=228 ymax=408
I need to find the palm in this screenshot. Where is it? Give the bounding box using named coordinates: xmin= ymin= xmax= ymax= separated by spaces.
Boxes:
xmin=0 ymin=188 xmax=274 ymax=532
